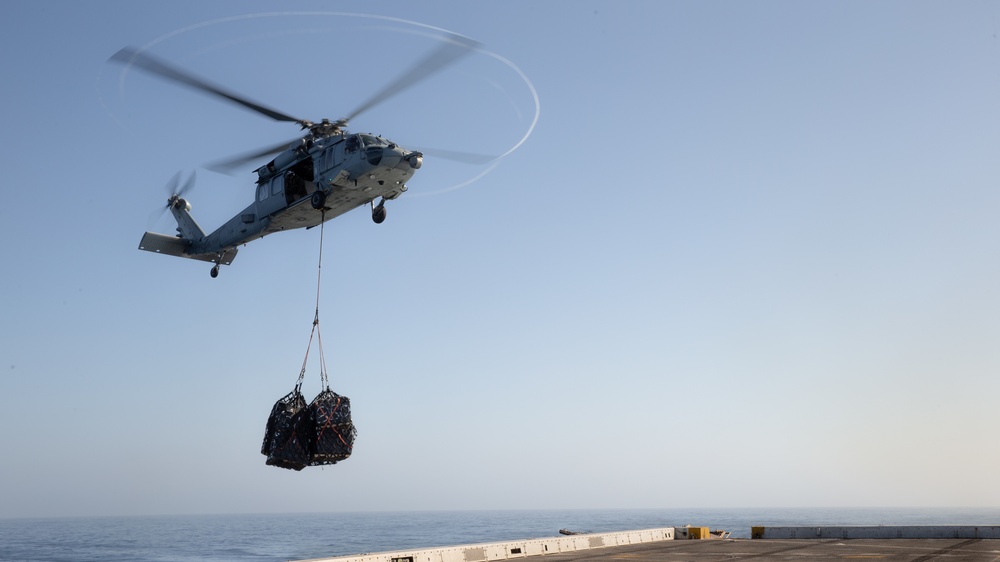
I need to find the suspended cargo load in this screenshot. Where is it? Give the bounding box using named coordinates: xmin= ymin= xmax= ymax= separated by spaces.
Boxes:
xmin=308 ymin=389 xmax=357 ymax=465
xmin=262 ymin=389 xmax=312 ymax=471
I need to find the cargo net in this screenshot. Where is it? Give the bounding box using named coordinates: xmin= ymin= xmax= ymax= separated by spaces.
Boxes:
xmin=261 ymin=211 xmax=357 ymax=470
xmin=261 ymin=389 xmax=311 ymax=470
xmin=309 ymin=389 xmax=357 ymax=465
xmin=261 ymin=387 xmax=357 ymax=470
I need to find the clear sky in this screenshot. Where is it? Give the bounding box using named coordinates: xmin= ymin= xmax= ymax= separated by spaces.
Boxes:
xmin=2 ymin=0 xmax=1000 ymax=519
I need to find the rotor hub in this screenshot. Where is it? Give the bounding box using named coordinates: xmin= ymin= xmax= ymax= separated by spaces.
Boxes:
xmin=307 ymin=118 xmax=348 ymax=139
xmin=168 ymin=195 xmax=191 ymax=212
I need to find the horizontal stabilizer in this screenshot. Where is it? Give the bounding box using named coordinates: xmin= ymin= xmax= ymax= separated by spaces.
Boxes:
xmin=138 ymin=232 xmax=237 ymax=265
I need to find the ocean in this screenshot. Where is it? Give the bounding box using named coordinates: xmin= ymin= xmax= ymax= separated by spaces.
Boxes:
xmin=2 ymin=508 xmax=1000 ymax=562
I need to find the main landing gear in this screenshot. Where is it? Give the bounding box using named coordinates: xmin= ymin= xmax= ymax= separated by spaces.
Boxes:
xmin=311 ymin=190 xmax=327 ymax=210
xmin=371 ymin=198 xmax=387 ymax=224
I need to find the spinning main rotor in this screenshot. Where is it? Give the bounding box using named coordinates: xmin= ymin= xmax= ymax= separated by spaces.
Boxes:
xmin=109 ymin=31 xmax=483 ymax=171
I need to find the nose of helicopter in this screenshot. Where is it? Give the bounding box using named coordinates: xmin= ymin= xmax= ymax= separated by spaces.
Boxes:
xmin=367 ymin=144 xmax=422 ymax=170
xmin=405 ymin=149 xmax=422 ymax=169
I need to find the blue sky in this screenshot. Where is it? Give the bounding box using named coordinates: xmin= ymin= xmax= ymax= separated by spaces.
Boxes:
xmin=2 ymin=0 xmax=1000 ymax=518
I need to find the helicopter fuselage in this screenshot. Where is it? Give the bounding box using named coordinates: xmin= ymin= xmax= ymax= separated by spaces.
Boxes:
xmin=113 ymin=40 xmax=477 ymax=277
xmin=139 ymin=132 xmax=422 ymax=274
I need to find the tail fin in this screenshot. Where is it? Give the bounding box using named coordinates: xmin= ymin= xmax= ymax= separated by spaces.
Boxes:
xmin=167 ymin=196 xmax=206 ymax=242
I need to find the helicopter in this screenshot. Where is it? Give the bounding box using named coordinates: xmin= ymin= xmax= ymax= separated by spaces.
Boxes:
xmin=109 ymin=33 xmax=486 ymax=278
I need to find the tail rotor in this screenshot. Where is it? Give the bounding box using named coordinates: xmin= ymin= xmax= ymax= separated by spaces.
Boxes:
xmin=149 ymin=171 xmax=197 ymax=227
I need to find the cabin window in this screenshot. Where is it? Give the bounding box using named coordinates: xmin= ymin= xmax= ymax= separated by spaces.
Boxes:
xmin=271 ymin=178 xmax=282 ymax=196
xmin=257 ymin=184 xmax=268 ymax=201
xmin=321 ymin=148 xmax=337 ymax=170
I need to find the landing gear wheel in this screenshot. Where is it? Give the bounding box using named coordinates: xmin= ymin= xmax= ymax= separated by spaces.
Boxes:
xmin=311 ymin=191 xmax=327 ymax=210
xmin=372 ymin=203 xmax=387 ymax=224
xmin=210 ymin=265 xmax=220 ymax=278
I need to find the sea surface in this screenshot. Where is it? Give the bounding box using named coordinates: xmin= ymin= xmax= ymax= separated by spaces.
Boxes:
xmin=2 ymin=508 xmax=1000 ymax=562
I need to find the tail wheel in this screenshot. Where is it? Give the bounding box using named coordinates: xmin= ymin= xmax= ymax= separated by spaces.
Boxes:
xmin=372 ymin=204 xmax=387 ymax=224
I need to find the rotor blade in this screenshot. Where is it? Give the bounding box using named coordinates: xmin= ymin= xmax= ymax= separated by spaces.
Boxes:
xmin=177 ymin=170 xmax=196 ymax=197
xmin=411 ymin=146 xmax=496 ymax=165
xmin=205 ymin=139 xmax=298 ymax=175
xmin=344 ymin=32 xmax=481 ymax=122
xmin=162 ymin=170 xmax=182 ymax=196
xmin=148 ymin=205 xmax=169 ymax=230
xmin=109 ymin=47 xmax=305 ymax=125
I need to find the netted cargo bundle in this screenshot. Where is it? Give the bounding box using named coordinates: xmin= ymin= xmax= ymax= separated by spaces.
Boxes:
xmin=262 ymin=389 xmax=313 ymax=471
xmin=308 ymin=389 xmax=357 ymax=466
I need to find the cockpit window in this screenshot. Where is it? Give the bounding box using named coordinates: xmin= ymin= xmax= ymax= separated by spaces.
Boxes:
xmin=360 ymin=134 xmax=385 ymax=147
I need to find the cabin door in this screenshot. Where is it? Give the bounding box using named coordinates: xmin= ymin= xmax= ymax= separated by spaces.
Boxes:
xmin=255 ymin=175 xmax=287 ymax=217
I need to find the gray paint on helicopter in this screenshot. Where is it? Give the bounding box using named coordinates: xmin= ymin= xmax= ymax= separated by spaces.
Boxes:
xmin=111 ymin=32 xmax=479 ymax=278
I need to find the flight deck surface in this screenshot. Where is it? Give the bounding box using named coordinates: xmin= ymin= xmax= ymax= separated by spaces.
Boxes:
xmin=532 ymin=538 xmax=1000 ymax=561
xmin=294 ymin=527 xmax=1000 ymax=562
